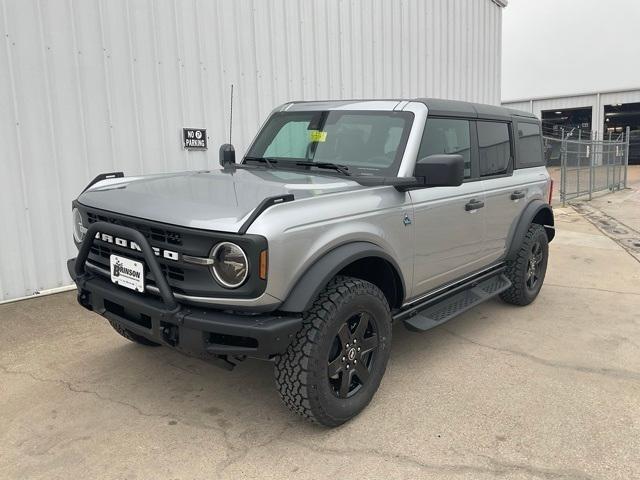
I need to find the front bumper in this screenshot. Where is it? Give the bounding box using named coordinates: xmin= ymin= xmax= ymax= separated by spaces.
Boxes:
xmin=68 ymin=222 xmax=302 ymax=361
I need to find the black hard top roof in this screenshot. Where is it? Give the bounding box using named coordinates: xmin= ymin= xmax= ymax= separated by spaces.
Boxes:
xmin=282 ymin=98 xmax=538 ymax=121
xmin=413 ymin=98 xmax=537 ymax=121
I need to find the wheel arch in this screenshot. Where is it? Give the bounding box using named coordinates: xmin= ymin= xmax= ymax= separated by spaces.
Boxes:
xmin=506 ymin=200 xmax=555 ymax=260
xmin=278 ymin=242 xmax=405 ymax=313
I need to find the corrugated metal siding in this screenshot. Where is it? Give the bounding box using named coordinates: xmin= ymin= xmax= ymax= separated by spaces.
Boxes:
xmin=0 ymin=0 xmax=503 ymax=301
xmin=600 ymin=90 xmax=640 ymax=106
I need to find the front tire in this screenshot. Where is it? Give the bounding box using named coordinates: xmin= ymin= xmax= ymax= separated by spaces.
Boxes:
xmin=500 ymin=223 xmax=549 ymax=306
xmin=274 ymin=276 xmax=392 ymax=427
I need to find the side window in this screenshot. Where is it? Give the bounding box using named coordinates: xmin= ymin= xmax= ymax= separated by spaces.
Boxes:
xmin=477 ymin=121 xmax=512 ymax=177
xmin=516 ymin=122 xmax=544 ymax=168
xmin=418 ymin=118 xmax=472 ymax=179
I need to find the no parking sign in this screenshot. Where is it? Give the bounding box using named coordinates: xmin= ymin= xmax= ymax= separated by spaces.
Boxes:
xmin=182 ymin=128 xmax=207 ymax=150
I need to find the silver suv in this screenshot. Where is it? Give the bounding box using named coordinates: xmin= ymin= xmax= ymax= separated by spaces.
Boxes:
xmin=68 ymin=99 xmax=554 ymax=426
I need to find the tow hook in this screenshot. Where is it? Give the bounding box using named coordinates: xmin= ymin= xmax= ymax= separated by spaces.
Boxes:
xmin=161 ymin=323 xmax=179 ymax=346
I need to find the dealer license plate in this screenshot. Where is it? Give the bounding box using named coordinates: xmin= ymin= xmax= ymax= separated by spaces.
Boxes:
xmin=110 ymin=254 xmax=145 ymax=293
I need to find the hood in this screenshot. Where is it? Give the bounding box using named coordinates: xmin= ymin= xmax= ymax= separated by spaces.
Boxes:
xmin=78 ymin=167 xmax=363 ymax=232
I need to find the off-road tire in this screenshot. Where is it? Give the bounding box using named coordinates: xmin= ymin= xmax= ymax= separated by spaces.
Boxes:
xmin=274 ymin=276 xmax=392 ymax=427
xmin=107 ymin=318 xmax=161 ymax=346
xmin=500 ymin=223 xmax=549 ymax=306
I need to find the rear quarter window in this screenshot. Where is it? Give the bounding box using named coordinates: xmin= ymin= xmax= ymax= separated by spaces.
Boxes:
xmin=516 ymin=121 xmax=545 ymax=168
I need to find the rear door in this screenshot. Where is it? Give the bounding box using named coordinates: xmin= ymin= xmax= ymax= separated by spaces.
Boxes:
xmin=477 ymin=120 xmax=525 ymax=262
xmin=409 ymin=117 xmax=491 ymax=298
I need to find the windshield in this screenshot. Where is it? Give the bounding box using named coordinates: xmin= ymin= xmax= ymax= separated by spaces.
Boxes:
xmin=246 ymin=110 xmax=414 ymax=176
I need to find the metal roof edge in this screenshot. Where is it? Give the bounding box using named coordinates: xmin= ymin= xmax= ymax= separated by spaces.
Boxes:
xmin=502 ymin=87 xmax=640 ymax=104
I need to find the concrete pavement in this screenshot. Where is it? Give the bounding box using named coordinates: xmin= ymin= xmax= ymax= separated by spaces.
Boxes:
xmin=1 ymin=204 xmax=639 ymax=479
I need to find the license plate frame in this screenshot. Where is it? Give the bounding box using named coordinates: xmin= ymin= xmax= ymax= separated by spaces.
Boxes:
xmin=110 ymin=254 xmax=145 ymax=293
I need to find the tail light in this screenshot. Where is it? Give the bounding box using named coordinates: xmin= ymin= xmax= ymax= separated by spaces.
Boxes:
xmin=547 ymin=178 xmax=554 ymax=205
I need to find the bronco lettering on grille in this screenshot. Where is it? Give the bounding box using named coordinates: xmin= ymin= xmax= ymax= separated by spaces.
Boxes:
xmin=96 ymin=232 xmax=179 ymax=261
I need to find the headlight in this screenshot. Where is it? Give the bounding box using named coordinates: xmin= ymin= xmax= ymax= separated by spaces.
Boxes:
xmin=210 ymin=242 xmax=248 ymax=288
xmin=72 ymin=207 xmax=86 ymax=243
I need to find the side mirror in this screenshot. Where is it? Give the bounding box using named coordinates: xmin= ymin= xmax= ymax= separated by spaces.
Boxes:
xmin=219 ymin=144 xmax=236 ymax=167
xmin=414 ymin=154 xmax=464 ymax=187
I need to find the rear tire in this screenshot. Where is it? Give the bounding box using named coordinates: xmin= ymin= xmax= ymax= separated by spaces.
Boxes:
xmin=500 ymin=223 xmax=549 ymax=306
xmin=107 ymin=318 xmax=161 ymax=346
xmin=274 ymin=276 xmax=392 ymax=427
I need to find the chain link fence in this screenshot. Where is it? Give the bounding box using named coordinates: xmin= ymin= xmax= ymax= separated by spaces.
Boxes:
xmin=544 ymin=127 xmax=630 ymax=206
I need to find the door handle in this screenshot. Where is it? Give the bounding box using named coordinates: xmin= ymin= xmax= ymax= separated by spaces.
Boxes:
xmin=510 ymin=190 xmax=525 ymax=200
xmin=465 ymin=199 xmax=485 ymax=211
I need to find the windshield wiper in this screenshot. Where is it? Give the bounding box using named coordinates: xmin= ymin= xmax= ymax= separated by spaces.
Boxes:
xmin=294 ymin=161 xmax=351 ymax=176
xmin=244 ymin=157 xmax=351 ymax=176
xmin=244 ymin=156 xmax=277 ymax=168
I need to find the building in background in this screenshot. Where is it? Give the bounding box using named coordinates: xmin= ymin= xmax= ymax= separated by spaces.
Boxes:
xmin=0 ymin=0 xmax=506 ymax=302
xmin=502 ymin=89 xmax=640 ymax=165
xmin=501 ymin=0 xmax=640 ymax=164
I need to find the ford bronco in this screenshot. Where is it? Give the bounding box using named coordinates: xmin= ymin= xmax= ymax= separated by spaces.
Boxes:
xmin=68 ymin=99 xmax=554 ymax=426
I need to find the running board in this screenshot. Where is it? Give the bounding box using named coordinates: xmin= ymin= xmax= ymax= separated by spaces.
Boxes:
xmin=402 ymin=274 xmax=511 ymax=332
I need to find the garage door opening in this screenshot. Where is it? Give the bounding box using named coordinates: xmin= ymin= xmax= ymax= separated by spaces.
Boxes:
xmin=604 ymin=102 xmax=640 ymax=164
xmin=541 ymin=107 xmax=593 ymax=139
xmin=541 ymin=107 xmax=593 ymax=166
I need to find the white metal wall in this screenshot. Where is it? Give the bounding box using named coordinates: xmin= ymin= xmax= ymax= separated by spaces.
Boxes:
xmin=503 ymin=89 xmax=640 ymax=140
xmin=0 ymin=0 xmax=503 ymax=302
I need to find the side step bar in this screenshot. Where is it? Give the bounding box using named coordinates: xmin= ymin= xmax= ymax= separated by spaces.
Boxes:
xmin=401 ymin=274 xmax=511 ymax=332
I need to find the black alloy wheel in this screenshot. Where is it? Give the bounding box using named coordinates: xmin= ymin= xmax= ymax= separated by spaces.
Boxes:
xmin=526 ymin=239 xmax=545 ymax=291
xmin=327 ymin=312 xmax=379 ymax=399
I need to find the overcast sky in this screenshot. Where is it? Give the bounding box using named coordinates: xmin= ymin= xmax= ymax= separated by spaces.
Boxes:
xmin=501 ymin=0 xmax=640 ymax=102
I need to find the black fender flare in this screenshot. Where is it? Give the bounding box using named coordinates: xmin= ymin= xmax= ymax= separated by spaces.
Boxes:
xmin=278 ymin=242 xmax=405 ymax=313
xmin=506 ymin=200 xmax=555 ymax=260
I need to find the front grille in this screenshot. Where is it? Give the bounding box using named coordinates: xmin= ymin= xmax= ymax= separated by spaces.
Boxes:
xmin=84 ymin=209 xmax=204 ymax=298
xmin=77 ymin=204 xmax=268 ymax=301
xmin=87 ymin=211 xmax=183 ymax=247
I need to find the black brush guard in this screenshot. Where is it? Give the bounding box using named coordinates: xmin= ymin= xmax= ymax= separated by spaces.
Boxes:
xmin=69 ymin=222 xmax=302 ymax=365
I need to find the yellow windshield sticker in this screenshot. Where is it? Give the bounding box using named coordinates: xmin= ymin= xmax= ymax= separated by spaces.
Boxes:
xmin=309 ymin=130 xmax=327 ymax=142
